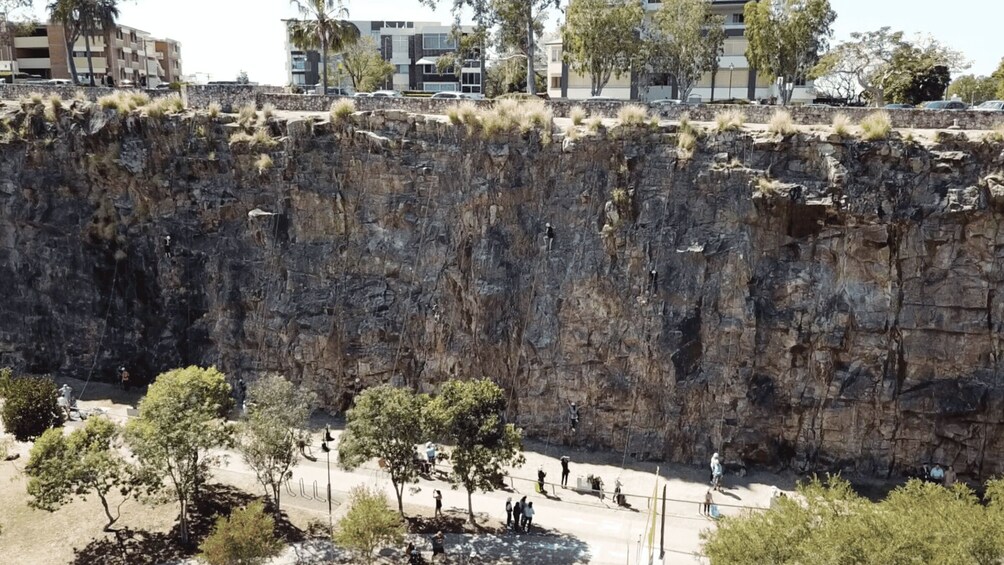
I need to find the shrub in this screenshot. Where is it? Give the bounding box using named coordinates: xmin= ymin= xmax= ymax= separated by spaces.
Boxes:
xmin=199 ymin=501 xmax=282 ymax=565
xmin=128 ymin=92 xmax=151 ymax=108
xmin=237 ymin=104 xmax=257 ymax=128
xmin=333 ymin=486 xmax=405 ymax=558
xmin=831 ymin=113 xmax=852 ymax=137
xmin=251 ymin=128 xmax=278 ymax=148
xmin=262 ymin=103 xmax=275 ymax=120
xmin=1 ymin=375 xmax=62 ymax=441
xmin=714 ymin=108 xmax=745 ymax=132
xmin=768 ymin=109 xmax=796 ymax=136
xmin=44 ymin=95 xmax=63 ymax=122
xmin=617 ymin=104 xmax=650 ymax=126
xmin=570 ymin=105 xmax=587 ymax=126
xmin=207 ymin=102 xmax=222 ymax=119
xmin=255 ymin=153 xmax=274 ymax=174
xmin=860 ymin=111 xmax=892 ymax=141
xmin=0 ymin=366 xmax=12 ymax=398
xmin=330 ymin=98 xmax=356 ymax=121
xmin=98 ymin=93 xmax=122 ymax=111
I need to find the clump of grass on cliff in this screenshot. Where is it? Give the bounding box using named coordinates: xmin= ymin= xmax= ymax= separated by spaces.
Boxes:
xmin=860 ymin=111 xmax=892 ymax=141
xmin=987 ymin=123 xmax=1004 ymax=143
xmin=714 ymin=108 xmax=745 ymax=132
xmin=143 ymin=95 xmax=184 ymax=118
xmin=255 ymin=153 xmax=274 ymax=174
xmin=831 ymin=113 xmax=852 ymax=137
xmin=445 ymin=101 xmax=477 ymax=126
xmin=677 ymin=112 xmax=699 ymax=158
xmin=262 ymin=103 xmax=276 ymax=120
xmin=330 ymin=98 xmax=356 ymax=121
xmin=617 ymin=104 xmax=651 ymax=127
xmin=570 ymin=105 xmax=587 ymax=126
xmin=767 ymin=109 xmax=796 ymax=136
xmin=237 ymin=104 xmax=257 ymax=127
xmin=477 ymin=98 xmax=553 ymax=138
xmin=586 ymin=116 xmax=603 ymax=133
xmin=43 ymin=94 xmax=63 ymax=122
xmin=207 ymin=102 xmax=222 ymax=119
xmin=755 ymin=177 xmax=785 ymax=197
xmin=97 ymin=91 xmax=152 ymax=114
xmin=230 ymin=128 xmax=278 ymax=148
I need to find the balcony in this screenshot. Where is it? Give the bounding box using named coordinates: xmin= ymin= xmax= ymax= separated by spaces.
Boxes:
xmin=14 ymin=36 xmax=49 ymax=49
xmin=17 ymin=57 xmax=51 ymax=69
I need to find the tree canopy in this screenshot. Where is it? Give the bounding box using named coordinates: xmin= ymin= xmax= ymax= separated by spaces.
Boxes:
xmin=199 ymin=501 xmax=282 ymax=565
xmin=948 ymin=75 xmax=999 ymax=105
xmin=338 ymin=36 xmax=395 ymax=92
xmin=288 ymin=0 xmax=359 ymax=92
xmin=25 ymin=416 xmax=139 ymax=531
xmin=427 ymin=379 xmax=524 ymax=522
xmin=562 ymin=0 xmax=645 ymax=97
xmin=338 ymin=385 xmax=429 ymax=515
xmin=645 ymin=0 xmax=725 ymax=103
xmin=744 ymin=0 xmax=836 ymax=104
xmin=237 ymin=374 xmax=315 ymax=520
xmin=125 ymin=366 xmax=233 ymax=544
xmin=812 ymin=27 xmax=969 ymax=106
xmin=701 ymin=475 xmax=1004 ymax=564
xmin=1 ymin=374 xmax=61 ymax=441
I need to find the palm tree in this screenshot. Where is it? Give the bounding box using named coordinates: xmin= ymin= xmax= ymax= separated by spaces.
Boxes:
xmin=81 ymin=0 xmax=119 ymax=87
xmin=287 ymin=0 xmax=359 ymax=93
xmin=47 ymin=0 xmax=83 ymax=84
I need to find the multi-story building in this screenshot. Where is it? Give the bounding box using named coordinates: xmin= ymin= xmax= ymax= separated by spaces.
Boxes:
xmin=3 ymin=21 xmax=180 ymax=86
xmin=546 ymin=0 xmax=814 ymax=103
xmin=284 ymin=19 xmax=483 ymax=96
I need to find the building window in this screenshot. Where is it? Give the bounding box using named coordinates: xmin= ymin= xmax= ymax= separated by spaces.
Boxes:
xmin=551 ymin=47 xmax=560 ymax=62
xmin=731 ymin=13 xmax=744 ymax=24
xmin=391 ymin=36 xmax=409 ymax=57
xmin=422 ymin=82 xmax=459 ymax=92
xmin=550 ymin=76 xmax=560 ymax=89
xmin=422 ymin=33 xmax=456 ymax=50
xmin=461 ymin=72 xmax=479 ymax=85
xmin=396 ymin=64 xmax=409 ymax=74
xmin=292 ymin=57 xmax=307 ymax=71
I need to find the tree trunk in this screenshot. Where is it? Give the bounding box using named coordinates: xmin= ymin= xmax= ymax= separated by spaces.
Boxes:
xmin=466 ymin=488 xmax=474 ymax=523
xmin=526 ymin=4 xmax=535 ymax=95
xmin=272 ymin=483 xmax=282 ymax=520
xmin=84 ymin=27 xmax=95 ymax=87
xmin=98 ymin=492 xmax=118 ymax=531
xmin=179 ymin=498 xmax=189 ymax=544
xmin=392 ymin=477 xmax=404 ymax=515
xmin=64 ymin=36 xmax=79 ymax=84
xmin=321 ymin=36 xmax=329 ymax=94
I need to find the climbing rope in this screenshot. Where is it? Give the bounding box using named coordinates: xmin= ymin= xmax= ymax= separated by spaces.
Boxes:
xmin=78 ymin=258 xmax=119 ymax=402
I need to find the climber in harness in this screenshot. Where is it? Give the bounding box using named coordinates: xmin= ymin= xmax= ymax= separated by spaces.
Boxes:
xmin=164 ymin=234 xmax=172 ymax=257
xmin=118 ymin=365 xmax=131 ymax=392
xmin=545 ymin=223 xmax=555 ymax=251
xmin=648 ymin=268 xmax=658 ymax=293
xmin=567 ymin=400 xmax=580 ymax=432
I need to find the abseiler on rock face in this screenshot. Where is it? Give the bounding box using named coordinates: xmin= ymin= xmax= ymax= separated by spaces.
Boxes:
xmin=2 ymin=99 xmax=1004 ymax=479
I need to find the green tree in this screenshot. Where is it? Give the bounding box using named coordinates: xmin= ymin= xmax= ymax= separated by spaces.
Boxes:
xmin=338 ymin=385 xmax=428 ymax=515
xmin=812 ymin=27 xmax=968 ymax=106
xmin=199 ymin=501 xmax=282 ymax=565
xmin=81 ymin=0 xmax=119 ymax=87
xmin=125 ymin=366 xmax=233 ymax=544
xmin=427 ymin=379 xmax=524 ymax=523
xmin=885 ymin=62 xmax=950 ymax=105
xmin=237 ymin=375 xmax=315 ymax=521
xmin=1 ymin=375 xmax=61 ymax=441
xmin=333 ymin=486 xmax=405 ymax=559
xmin=339 ymin=36 xmax=395 ymax=92
xmin=645 ymin=0 xmax=726 ymax=103
xmin=744 ymin=0 xmax=836 ymax=104
xmin=991 ymin=57 xmax=1004 ymax=99
xmin=287 ymin=0 xmax=359 ymax=94
xmin=25 ymin=416 xmax=137 ymax=531
xmin=47 ymin=0 xmax=85 ymax=83
xmin=561 ymin=0 xmax=645 ymax=97
xmin=948 ymin=74 xmax=998 ymax=105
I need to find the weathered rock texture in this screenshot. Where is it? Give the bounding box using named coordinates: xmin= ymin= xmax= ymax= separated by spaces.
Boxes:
xmin=2 ymin=99 xmax=1004 ymax=479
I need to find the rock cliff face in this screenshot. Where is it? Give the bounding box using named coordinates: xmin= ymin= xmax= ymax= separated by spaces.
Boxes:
xmin=1 ymin=99 xmax=1004 ymax=478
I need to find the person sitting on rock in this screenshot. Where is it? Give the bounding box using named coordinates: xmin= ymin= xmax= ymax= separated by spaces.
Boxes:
xmin=930 ymin=464 xmax=945 ymax=483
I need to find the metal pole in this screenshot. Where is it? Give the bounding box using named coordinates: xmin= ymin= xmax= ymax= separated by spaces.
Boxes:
xmin=326 ymin=447 xmax=332 ymax=532
xmin=659 ymin=484 xmax=667 ymax=559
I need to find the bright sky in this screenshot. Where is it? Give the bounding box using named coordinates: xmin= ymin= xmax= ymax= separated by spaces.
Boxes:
xmin=23 ymin=0 xmax=1004 ymax=85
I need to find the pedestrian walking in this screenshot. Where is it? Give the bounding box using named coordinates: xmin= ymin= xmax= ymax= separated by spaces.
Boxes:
xmin=523 ymin=501 xmax=535 ymax=531
xmin=537 ymin=465 xmax=547 ymax=494
xmin=518 ymin=496 xmax=528 ymax=531
xmin=702 ymin=489 xmax=713 ymax=515
xmin=560 ymin=455 xmax=570 ymax=488
xmin=505 ymin=497 xmax=513 ymax=529
xmin=434 ymin=489 xmax=443 ymax=518
xmin=512 ymin=498 xmax=523 ymax=532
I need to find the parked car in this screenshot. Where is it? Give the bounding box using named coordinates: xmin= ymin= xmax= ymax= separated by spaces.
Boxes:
xmin=44 ymin=78 xmax=74 ymax=85
xmin=585 ymin=96 xmax=617 ymax=102
xmin=353 ymin=92 xmax=371 ymax=98
xmin=884 ymin=103 xmax=914 ymax=109
xmin=313 ymin=85 xmax=351 ymax=96
xmin=370 ymin=90 xmax=403 ymax=98
xmin=431 ymin=91 xmax=470 ymax=100
xmin=921 ymin=100 xmax=967 ymax=110
xmin=119 ymin=79 xmax=135 ymax=88
xmin=974 ymin=100 xmax=1004 ymax=112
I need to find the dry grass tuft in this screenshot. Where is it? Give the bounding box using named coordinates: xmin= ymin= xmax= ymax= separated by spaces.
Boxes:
xmin=262 ymin=103 xmax=275 ymax=120
xmin=714 ymin=108 xmax=745 ymax=132
xmin=207 ymin=102 xmax=222 ymax=119
xmin=831 ymin=113 xmax=852 ymax=137
xmin=44 ymin=95 xmax=63 ymax=122
xmin=756 ymin=177 xmax=785 ymax=196
xmin=767 ymin=109 xmax=796 ymax=136
xmin=570 ymin=105 xmax=587 ymax=126
xmin=617 ymin=104 xmax=650 ymax=126
xmin=586 ymin=116 xmax=603 ymax=133
xmin=477 ymin=98 xmax=553 ymax=137
xmin=446 ymin=101 xmax=478 ymax=126
xmin=330 ymin=98 xmax=356 ymax=121
xmin=860 ymin=111 xmax=892 ymax=141
xmin=237 ymin=104 xmax=257 ymax=127
xmin=255 ymin=153 xmax=274 ymax=174
xmin=987 ymin=123 xmax=1004 ymax=143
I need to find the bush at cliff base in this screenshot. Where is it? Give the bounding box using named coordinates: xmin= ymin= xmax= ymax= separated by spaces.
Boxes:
xmin=701 ymin=475 xmax=1004 ymax=564
xmin=1 ymin=374 xmax=63 ymax=441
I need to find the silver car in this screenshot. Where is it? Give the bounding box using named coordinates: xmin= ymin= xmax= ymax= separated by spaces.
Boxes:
xmin=431 ymin=91 xmax=469 ymax=99
xmin=371 ymin=90 xmax=403 ymax=98
xmin=975 ymin=100 xmax=1004 ymax=111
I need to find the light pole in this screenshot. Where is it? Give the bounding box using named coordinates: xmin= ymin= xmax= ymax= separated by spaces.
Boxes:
xmin=728 ymin=63 xmax=735 ymax=101
xmin=321 ymin=425 xmax=335 ymax=533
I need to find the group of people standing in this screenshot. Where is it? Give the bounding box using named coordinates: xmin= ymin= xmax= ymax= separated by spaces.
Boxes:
xmin=505 ymin=496 xmax=535 ymax=532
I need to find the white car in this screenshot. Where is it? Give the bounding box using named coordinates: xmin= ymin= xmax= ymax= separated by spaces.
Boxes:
xmin=370 ymin=90 xmax=403 ymax=98
xmin=45 ymin=78 xmax=73 ymax=85
xmin=431 ymin=91 xmax=469 ymax=99
xmin=353 ymin=92 xmax=371 ymax=98
xmin=974 ymin=100 xmax=1004 ymax=111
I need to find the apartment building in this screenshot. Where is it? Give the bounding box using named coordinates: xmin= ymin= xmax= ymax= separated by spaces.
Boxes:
xmin=4 ymin=22 xmax=181 ymax=86
xmin=284 ymin=19 xmax=483 ymax=95
xmin=546 ymin=0 xmax=814 ymax=103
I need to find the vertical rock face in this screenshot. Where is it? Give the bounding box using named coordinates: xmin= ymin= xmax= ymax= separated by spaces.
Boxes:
xmin=1 ymin=102 xmax=1003 ymax=478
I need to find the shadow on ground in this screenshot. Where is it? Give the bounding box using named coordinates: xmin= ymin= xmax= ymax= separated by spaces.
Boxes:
xmin=70 ymin=483 xmax=303 ymax=565
xmin=407 ymin=531 xmax=593 ymax=565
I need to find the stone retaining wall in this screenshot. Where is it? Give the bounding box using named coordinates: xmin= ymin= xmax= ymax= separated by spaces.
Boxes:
xmin=1 ymin=83 xmax=1000 ymax=130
